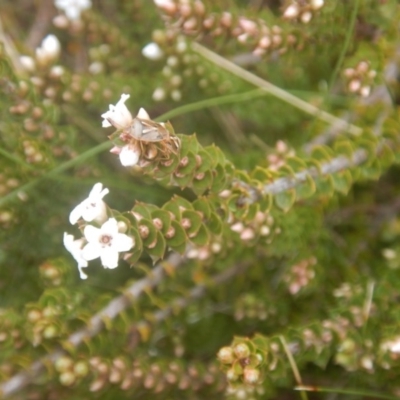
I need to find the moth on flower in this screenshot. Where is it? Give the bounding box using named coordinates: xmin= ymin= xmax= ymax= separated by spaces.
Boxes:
xmin=102 ymin=94 xmax=180 ymax=166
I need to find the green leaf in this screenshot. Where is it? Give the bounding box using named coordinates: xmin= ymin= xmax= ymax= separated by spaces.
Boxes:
xmin=196 ymin=149 xmax=214 ymax=173
xmin=138 ymin=219 xmax=158 ymax=247
xmin=251 ymin=166 xmax=276 ymax=183
xmin=286 ymin=157 xmax=307 ymax=172
xmin=191 ymin=170 xmax=213 ymax=195
xmin=193 ymin=198 xmax=212 ymax=218
xmin=176 ymin=151 xmax=197 ymax=175
xmin=204 ymin=144 xmax=226 ymax=166
xmin=150 ymin=209 xmax=172 ymax=234
xmin=210 ymin=165 xmax=228 ymax=192
xmin=359 ymin=159 xmax=382 ymax=180
xmin=178 ymin=134 xmax=199 ymax=158
xmin=146 ymin=231 xmax=166 ymax=262
xmin=315 ymin=175 xmax=334 ymax=196
xmin=295 ymin=174 xmax=316 ymax=199
xmin=207 ymin=211 xmax=223 ymax=235
xmin=334 ymin=140 xmax=355 ymax=159
xmin=153 ymin=155 xmax=180 ymax=176
xmin=332 ymin=170 xmax=353 ymax=195
xmin=182 ymin=210 xmax=203 ymax=237
xmin=132 ymin=203 xmax=157 ymax=219
xmin=173 ymin=170 xmax=195 ymax=188
xmin=190 ymin=224 xmax=210 ymax=246
xmin=165 ymin=220 xmax=187 ymax=251
xmin=311 ymin=145 xmax=333 ymax=163
xmin=274 ymin=189 xmax=296 ymax=212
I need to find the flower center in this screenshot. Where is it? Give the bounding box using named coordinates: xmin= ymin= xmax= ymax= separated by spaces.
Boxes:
xmin=100 ymin=234 xmax=112 ymax=246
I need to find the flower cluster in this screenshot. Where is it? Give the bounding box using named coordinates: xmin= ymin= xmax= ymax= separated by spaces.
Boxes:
xmin=283 ymin=256 xmax=317 ymax=295
xmin=102 ymin=94 xmax=180 ymax=167
xmin=20 ymin=34 xmax=61 ymax=73
xmin=54 ymin=0 xmax=92 ymax=21
xmin=64 ymin=183 xmax=134 ymax=279
xmin=343 ymin=61 xmax=377 ymax=98
xmin=282 ymin=0 xmax=324 ymax=24
xmin=154 ymin=1 xmax=295 ymax=58
xmin=217 ymin=342 xmax=263 ymax=385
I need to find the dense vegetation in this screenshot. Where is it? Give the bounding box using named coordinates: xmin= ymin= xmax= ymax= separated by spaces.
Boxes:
xmin=1 ymin=1 xmax=400 ymax=399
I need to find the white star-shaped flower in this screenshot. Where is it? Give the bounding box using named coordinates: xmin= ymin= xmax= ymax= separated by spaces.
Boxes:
xmin=63 ymin=233 xmax=89 ymax=279
xmin=101 ymin=94 xmax=133 ymax=129
xmin=69 ymin=183 xmax=109 ymax=225
xmin=54 ymin=0 xmax=92 ymax=20
xmin=81 ymin=218 xmax=134 ymax=269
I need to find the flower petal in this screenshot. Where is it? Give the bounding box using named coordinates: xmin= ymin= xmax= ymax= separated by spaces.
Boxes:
xmin=69 ymin=204 xmax=83 ymax=224
xmin=82 ymin=241 xmax=102 ymax=261
xmin=100 ymin=247 xmax=119 ymax=269
xmin=119 ymin=145 xmax=140 ymax=166
xmin=77 ymin=264 xmax=88 ymax=279
xmin=136 ymin=107 xmax=150 ymax=120
xmin=113 ymin=233 xmax=134 ymax=252
xmin=84 ymin=224 xmax=101 ymax=242
xmin=101 ymin=218 xmax=119 ymax=236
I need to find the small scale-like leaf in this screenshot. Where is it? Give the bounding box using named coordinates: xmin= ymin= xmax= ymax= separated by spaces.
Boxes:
xmin=274 ymin=189 xmax=296 ymax=212
xmin=286 ymin=156 xmax=307 ymax=172
xmin=207 ymin=212 xmax=223 ymax=235
xmin=204 ymin=144 xmax=226 ymax=166
xmin=138 ymin=219 xmax=158 ymax=247
xmin=191 ymin=170 xmax=213 ymax=195
xmin=181 ymin=210 xmax=203 ymax=237
xmin=132 ymin=203 xmax=157 ymax=219
xmin=176 ymin=151 xmax=197 ymax=175
xmin=165 ymin=220 xmax=187 ymax=251
xmin=251 ymin=166 xmax=276 ymax=183
xmin=146 ymin=231 xmax=166 ymax=261
xmin=334 ymin=140 xmax=354 ymax=159
xmin=193 ymin=198 xmax=212 ymax=219
xmin=311 ymin=145 xmax=333 ymax=163
xmin=315 ymin=175 xmax=334 ymax=196
xmin=190 ymin=224 xmax=210 ymax=247
xmin=332 ymin=170 xmax=353 ymax=195
xmin=178 ymin=134 xmax=199 ymax=158
xmin=295 ymin=174 xmax=316 ymax=199
xmin=196 ymin=149 xmax=214 ymax=173
xmin=150 ymin=209 xmax=172 ymax=234
xmin=173 ymin=170 xmax=195 ymax=188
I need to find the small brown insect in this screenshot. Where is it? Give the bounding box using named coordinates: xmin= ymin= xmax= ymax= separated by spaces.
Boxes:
xmin=127 ymin=117 xmax=180 ymax=160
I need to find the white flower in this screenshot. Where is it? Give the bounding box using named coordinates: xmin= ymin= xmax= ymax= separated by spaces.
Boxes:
xmin=63 ymin=233 xmax=89 ymax=279
xmin=54 ymin=0 xmax=92 ymax=20
xmin=69 ymin=182 xmax=109 ymax=225
xmin=119 ymin=144 xmax=141 ymax=167
xmin=36 ymin=35 xmax=61 ymax=66
xmin=142 ymin=42 xmax=164 ymax=60
xmin=82 ymin=218 xmax=134 ymax=269
xmin=101 ymin=94 xmax=133 ymax=129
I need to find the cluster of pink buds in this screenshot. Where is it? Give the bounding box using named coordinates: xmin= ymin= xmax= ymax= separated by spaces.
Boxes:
xmin=282 ymin=0 xmax=324 ymax=24
xmin=267 ymin=140 xmax=296 ymax=171
xmin=343 ymin=61 xmax=377 ymax=98
xmin=283 ymin=256 xmax=317 ymax=295
xmin=154 ymin=0 xmax=294 ymax=57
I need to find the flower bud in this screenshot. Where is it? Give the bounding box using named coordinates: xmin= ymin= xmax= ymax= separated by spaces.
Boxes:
xmin=217 ymin=346 xmax=235 ymax=364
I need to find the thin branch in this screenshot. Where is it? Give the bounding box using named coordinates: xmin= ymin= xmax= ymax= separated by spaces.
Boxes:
xmin=0 ymin=253 xmax=183 ymax=398
xmin=192 ymin=42 xmax=362 ymax=136
xmin=261 ymin=148 xmax=368 ymax=196
xmin=0 ymin=255 xmax=249 ymax=398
